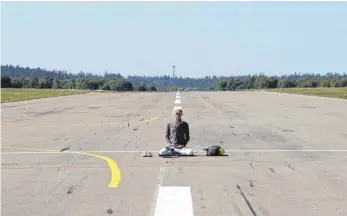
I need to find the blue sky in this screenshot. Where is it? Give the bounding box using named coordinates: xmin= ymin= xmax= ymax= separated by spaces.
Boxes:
xmin=1 ymin=1 xmax=346 ymax=77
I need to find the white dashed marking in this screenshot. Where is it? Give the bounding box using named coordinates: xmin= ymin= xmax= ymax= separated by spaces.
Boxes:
xmin=153 ymin=186 xmax=194 ymax=216
xmin=174 ymin=106 xmax=182 ymax=111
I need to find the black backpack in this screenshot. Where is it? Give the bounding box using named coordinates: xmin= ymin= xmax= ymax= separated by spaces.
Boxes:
xmin=203 ymin=145 xmax=226 ymax=156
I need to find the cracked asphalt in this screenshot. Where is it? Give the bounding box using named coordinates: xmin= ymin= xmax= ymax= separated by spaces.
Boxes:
xmin=1 ymin=91 xmax=347 ymax=216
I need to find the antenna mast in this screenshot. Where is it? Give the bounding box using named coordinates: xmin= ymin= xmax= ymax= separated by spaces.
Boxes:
xmin=172 ymin=65 xmax=176 ymax=78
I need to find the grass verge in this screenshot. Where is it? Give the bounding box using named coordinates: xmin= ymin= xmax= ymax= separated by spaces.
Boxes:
xmin=268 ymin=87 xmax=347 ymax=99
xmin=1 ymin=88 xmax=91 ymax=103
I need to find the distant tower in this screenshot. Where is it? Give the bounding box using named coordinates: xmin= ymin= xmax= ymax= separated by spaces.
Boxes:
xmin=172 ymin=65 xmax=176 ymax=78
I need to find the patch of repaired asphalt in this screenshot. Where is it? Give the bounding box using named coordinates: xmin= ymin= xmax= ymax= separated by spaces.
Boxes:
xmin=1 ymin=105 xmax=17 ymax=109
xmin=34 ymin=109 xmax=66 ymax=116
xmin=301 ymin=105 xmax=316 ymax=109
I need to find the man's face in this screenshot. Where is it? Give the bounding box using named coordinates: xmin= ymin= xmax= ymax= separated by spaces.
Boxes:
xmin=175 ymin=111 xmax=182 ymax=120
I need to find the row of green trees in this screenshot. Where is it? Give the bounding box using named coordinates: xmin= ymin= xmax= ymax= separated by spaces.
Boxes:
xmin=1 ymin=64 xmax=347 ymax=91
xmin=1 ymin=65 xmax=123 ymax=80
xmin=214 ymin=75 xmax=347 ymax=91
xmin=123 ymin=73 xmax=347 ymax=90
xmin=1 ymin=76 xmax=157 ymax=92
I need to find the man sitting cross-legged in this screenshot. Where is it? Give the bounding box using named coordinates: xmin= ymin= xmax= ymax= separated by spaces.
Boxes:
xmin=159 ymin=108 xmax=194 ymax=156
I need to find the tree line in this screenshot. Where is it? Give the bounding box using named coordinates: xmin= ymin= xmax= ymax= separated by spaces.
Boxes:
xmin=214 ymin=74 xmax=347 ymax=91
xmin=1 ymin=65 xmax=123 ymax=80
xmin=1 ymin=64 xmax=347 ymax=91
xmin=0 ymin=76 xmax=157 ymax=92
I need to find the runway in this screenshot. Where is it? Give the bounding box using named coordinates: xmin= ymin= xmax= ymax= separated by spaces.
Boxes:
xmin=1 ymin=91 xmax=347 ymax=216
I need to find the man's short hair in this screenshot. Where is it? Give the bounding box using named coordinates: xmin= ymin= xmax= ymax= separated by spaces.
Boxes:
xmin=174 ymin=108 xmax=182 ymax=114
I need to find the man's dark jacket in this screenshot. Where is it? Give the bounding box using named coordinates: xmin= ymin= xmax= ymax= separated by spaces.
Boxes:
xmin=165 ymin=120 xmax=190 ymax=146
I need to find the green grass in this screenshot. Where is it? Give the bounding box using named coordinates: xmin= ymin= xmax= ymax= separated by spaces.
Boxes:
xmin=268 ymin=87 xmax=347 ymax=99
xmin=1 ymin=88 xmax=91 ymax=103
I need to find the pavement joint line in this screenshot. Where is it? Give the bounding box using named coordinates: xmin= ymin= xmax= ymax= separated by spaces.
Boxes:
xmin=1 ymin=146 xmax=121 ymax=188
xmin=8 ymin=115 xmax=161 ymax=129
xmin=237 ymin=184 xmax=257 ymax=216
xmin=2 ymin=149 xmax=347 ymax=154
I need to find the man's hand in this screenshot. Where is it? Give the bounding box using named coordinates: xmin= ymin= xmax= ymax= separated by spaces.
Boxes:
xmin=174 ymin=144 xmax=185 ymax=149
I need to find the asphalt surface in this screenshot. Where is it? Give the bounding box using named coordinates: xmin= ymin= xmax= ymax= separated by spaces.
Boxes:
xmin=1 ymin=91 xmax=347 ymax=216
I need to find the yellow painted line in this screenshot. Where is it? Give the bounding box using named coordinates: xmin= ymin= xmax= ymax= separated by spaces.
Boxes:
xmin=141 ymin=116 xmax=160 ymax=122
xmin=1 ymin=146 xmax=121 ymax=188
xmin=75 ymin=152 xmax=121 ymax=188
xmin=1 ymin=146 xmax=59 ymax=152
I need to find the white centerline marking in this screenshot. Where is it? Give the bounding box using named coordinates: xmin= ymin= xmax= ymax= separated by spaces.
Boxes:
xmin=153 ymin=186 xmax=194 ymax=216
xmin=176 ymin=95 xmax=181 ymax=99
xmin=175 ymin=99 xmax=181 ymax=104
xmin=150 ymin=167 xmax=167 ymax=216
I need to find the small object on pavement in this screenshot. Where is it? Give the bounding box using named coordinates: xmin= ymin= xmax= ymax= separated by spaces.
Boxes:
xmin=106 ymin=209 xmax=114 ymax=214
xmin=203 ymin=145 xmax=227 ymax=156
xmin=142 ymin=152 xmax=152 ymax=157
xmin=60 ymin=147 xmax=70 ymax=152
